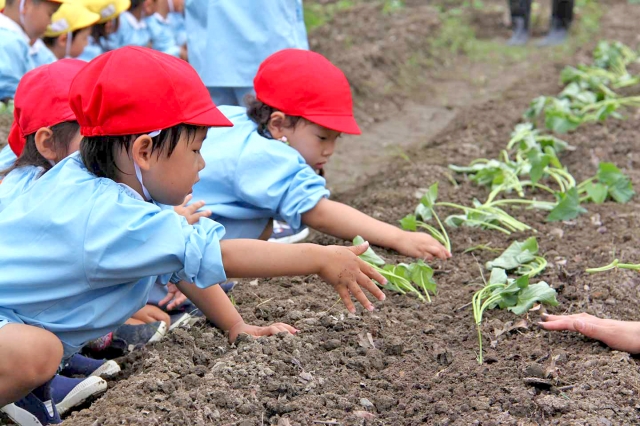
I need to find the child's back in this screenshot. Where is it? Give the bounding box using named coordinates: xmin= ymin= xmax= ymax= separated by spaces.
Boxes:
xmin=0 ymin=15 xmax=33 ymax=100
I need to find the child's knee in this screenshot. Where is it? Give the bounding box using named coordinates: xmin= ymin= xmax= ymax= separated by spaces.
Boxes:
xmin=0 ymin=325 xmax=62 ymax=384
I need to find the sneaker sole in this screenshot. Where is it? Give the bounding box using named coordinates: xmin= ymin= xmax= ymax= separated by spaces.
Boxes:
xmin=147 ymin=321 xmax=167 ymax=343
xmin=1 ymin=404 xmax=45 ymax=426
xmin=90 ymin=360 xmax=121 ymax=378
xmin=55 ymin=376 xmax=107 ymax=416
xmin=268 ymin=227 xmax=310 ymax=244
xmin=168 ymin=313 xmax=192 ymax=331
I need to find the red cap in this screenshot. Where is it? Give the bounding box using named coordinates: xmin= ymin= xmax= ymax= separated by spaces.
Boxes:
xmin=69 ymin=46 xmax=232 ymax=137
xmin=8 ymin=59 xmax=86 ymax=157
xmin=254 ymin=49 xmax=361 ymax=135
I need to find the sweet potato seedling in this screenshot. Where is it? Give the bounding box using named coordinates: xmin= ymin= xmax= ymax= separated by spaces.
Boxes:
xmin=400 ymin=183 xmax=451 ymax=252
xmin=485 ymin=237 xmax=547 ymax=278
xmin=586 ymin=259 xmax=640 ymax=273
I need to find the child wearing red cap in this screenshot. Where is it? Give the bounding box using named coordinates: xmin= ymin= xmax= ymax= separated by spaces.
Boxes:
xmin=188 ymin=49 xmax=452 ymax=260
xmin=0 ymin=46 xmax=386 ymax=422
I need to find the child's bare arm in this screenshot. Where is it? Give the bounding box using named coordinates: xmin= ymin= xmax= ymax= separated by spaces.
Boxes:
xmin=176 ymin=281 xmax=296 ymax=343
xmin=219 ymin=239 xmax=387 ymax=313
xmin=302 ymin=198 xmax=451 ymax=260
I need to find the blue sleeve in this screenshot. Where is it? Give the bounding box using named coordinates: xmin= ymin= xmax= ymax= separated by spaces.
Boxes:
xmin=234 ymin=141 xmax=329 ymax=230
xmin=146 ymin=15 xmax=181 ymax=57
xmin=83 ymin=196 xmax=227 ymax=290
xmin=0 ymin=35 xmax=32 ymax=100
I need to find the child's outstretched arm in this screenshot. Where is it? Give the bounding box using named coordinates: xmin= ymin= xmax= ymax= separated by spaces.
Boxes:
xmin=220 ymin=240 xmax=387 ymax=314
xmin=302 ymin=198 xmax=451 ymax=260
xmin=176 ymin=281 xmax=296 ymax=343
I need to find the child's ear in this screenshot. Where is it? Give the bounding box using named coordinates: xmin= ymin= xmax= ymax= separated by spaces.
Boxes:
xmin=267 ymin=111 xmax=287 ymax=140
xmin=131 ymin=135 xmax=154 ymax=171
xmin=57 ymin=34 xmax=68 ymax=49
xmin=34 ymin=127 xmax=57 ymax=162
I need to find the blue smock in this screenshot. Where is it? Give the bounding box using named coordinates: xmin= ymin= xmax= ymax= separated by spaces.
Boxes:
xmin=0 ymin=14 xmax=33 ymax=100
xmin=146 ymin=13 xmax=180 ymax=57
xmin=0 ymin=153 xmax=227 ymax=354
xmin=167 ymin=11 xmax=186 ymax=46
xmin=189 ymin=106 xmax=329 ymax=239
xmin=111 ymin=11 xmax=151 ymax=49
xmin=0 ymin=165 xmax=42 ymax=213
xmin=0 ymin=145 xmax=17 ymax=176
xmin=30 ymin=39 xmax=57 ymax=67
xmin=185 ymin=0 xmax=309 ymax=88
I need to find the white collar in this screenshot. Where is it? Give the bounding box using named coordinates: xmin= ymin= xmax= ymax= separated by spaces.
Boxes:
xmin=117 ymin=183 xmax=145 ymax=201
xmin=122 ymin=11 xmax=147 ymax=29
xmin=152 ymin=12 xmax=169 ymax=24
xmin=0 ymin=13 xmax=29 ymax=43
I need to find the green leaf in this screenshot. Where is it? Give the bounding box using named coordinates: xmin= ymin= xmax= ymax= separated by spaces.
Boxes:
xmin=400 ymin=214 xmax=417 ymax=231
xmin=546 ymin=188 xmax=587 ymax=222
xmin=597 ymin=162 xmax=635 ymax=203
xmin=353 ymin=235 xmax=385 ymax=266
xmin=508 ymin=281 xmax=559 ymax=315
xmin=525 ymin=96 xmax=548 ymax=119
xmin=488 ymin=268 xmax=508 ymax=285
xmin=409 ymin=260 xmax=437 ymax=295
xmin=526 ymin=150 xmax=551 ymax=184
xmin=544 ymin=109 xmax=583 ymax=133
xmin=584 ymin=182 xmax=608 ymax=204
xmin=415 ymin=203 xmax=433 ymax=221
xmin=486 ymin=237 xmax=539 ymax=271
xmin=420 ymin=182 xmax=439 ymax=208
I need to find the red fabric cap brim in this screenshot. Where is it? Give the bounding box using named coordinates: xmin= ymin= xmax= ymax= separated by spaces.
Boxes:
xmin=184 ymin=105 xmax=233 ymax=128
xmin=303 ymin=114 xmax=361 ymax=135
xmin=8 ymin=122 xmax=23 ymax=157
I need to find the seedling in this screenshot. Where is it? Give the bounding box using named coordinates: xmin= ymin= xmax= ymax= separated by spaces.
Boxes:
xmin=472 ymin=268 xmax=558 ymax=364
xmin=578 ymin=162 xmax=635 ymax=204
xmin=400 ymin=183 xmax=451 ymax=252
xmin=353 ymin=236 xmax=437 ymax=302
xmin=485 ymin=237 xmax=547 ymax=278
xmin=586 ymin=259 xmax=640 ymax=273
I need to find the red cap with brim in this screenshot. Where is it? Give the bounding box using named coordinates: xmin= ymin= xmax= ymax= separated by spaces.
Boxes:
xmin=302 ymin=114 xmax=361 ymax=135
xmin=70 ymin=46 xmax=232 ymax=137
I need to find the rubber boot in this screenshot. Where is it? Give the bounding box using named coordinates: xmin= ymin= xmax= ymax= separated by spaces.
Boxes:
xmin=507 ymin=0 xmax=531 ymax=46
xmin=538 ymin=0 xmax=574 ymax=47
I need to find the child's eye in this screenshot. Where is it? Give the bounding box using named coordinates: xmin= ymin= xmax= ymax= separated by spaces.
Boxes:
xmin=318 ymin=136 xmax=327 ymax=141
xmin=193 ymin=150 xmax=200 ymax=154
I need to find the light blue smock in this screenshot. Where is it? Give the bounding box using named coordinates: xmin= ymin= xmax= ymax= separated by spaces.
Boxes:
xmin=185 ymin=0 xmax=309 ymax=88
xmin=31 ymin=39 xmax=57 ymax=67
xmin=112 ymin=11 xmax=151 ymax=49
xmin=145 ymin=13 xmax=180 ymax=57
xmin=189 ymin=106 xmax=329 ymax=239
xmin=0 ymin=14 xmax=33 ymax=100
xmin=0 ymin=145 xmax=17 ymax=176
xmin=0 ymin=165 xmax=42 ymax=213
xmin=0 ymin=153 xmax=227 ymax=353
xmin=168 ymin=11 xmax=186 ymax=46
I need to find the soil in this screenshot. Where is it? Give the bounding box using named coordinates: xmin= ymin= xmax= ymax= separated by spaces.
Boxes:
xmin=4 ymin=0 xmax=640 ymax=425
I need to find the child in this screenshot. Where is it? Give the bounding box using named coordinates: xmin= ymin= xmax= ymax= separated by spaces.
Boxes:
xmin=77 ymin=0 xmax=130 ymax=61
xmin=41 ymin=0 xmax=100 ymax=60
xmin=145 ymin=0 xmax=183 ymax=59
xmin=166 ymin=0 xmax=184 ymax=47
xmin=0 ymin=46 xmax=386 ymax=423
xmin=110 ymin=0 xmax=151 ymax=49
xmin=0 ymin=0 xmax=64 ymax=100
xmin=185 ymin=0 xmax=309 ymax=107
xmin=188 ymin=49 xmax=452 ymax=261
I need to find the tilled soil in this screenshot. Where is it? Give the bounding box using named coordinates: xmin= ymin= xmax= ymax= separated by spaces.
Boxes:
xmin=5 ymin=1 xmax=640 ymax=425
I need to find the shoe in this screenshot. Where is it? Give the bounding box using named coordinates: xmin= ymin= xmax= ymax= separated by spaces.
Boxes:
xmin=85 ymin=321 xmax=167 ymax=356
xmin=507 ymin=16 xmax=529 ymax=46
xmin=537 ymin=17 xmax=569 ymax=46
xmin=1 ymin=378 xmax=60 ymax=425
xmin=168 ymin=312 xmax=192 ymax=331
xmin=51 ymin=375 xmax=107 ymax=416
xmin=219 ymin=280 xmax=236 ymax=293
xmin=268 ymin=220 xmax=310 ymax=244
xmin=60 ymin=354 xmax=120 ymax=378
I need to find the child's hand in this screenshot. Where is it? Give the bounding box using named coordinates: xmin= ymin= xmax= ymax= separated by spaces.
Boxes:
xmin=174 ymin=194 xmax=212 ymax=225
xmin=159 ymin=283 xmax=188 ymax=310
xmin=228 ymin=320 xmax=298 ymax=344
xmin=131 ymin=304 xmax=171 ymax=328
xmin=319 ymin=242 xmax=387 ymax=314
xmin=394 ymin=231 xmax=451 ymax=260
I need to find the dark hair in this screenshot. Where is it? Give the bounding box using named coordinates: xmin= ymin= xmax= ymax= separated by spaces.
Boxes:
xmin=129 ymin=0 xmax=147 ymax=10
xmin=80 ymin=124 xmax=203 ymax=180
xmin=90 ymin=19 xmax=120 ymax=52
xmin=1 ymin=121 xmax=80 ymax=176
xmin=245 ymin=95 xmax=301 ymax=139
xmin=42 ymin=29 xmax=86 ymax=49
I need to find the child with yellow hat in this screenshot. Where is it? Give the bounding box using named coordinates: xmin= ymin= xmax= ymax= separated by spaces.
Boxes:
xmin=41 ymin=0 xmax=99 ymax=60
xmin=76 ymin=0 xmax=129 ymax=61
xmin=0 ymin=0 xmax=68 ymax=100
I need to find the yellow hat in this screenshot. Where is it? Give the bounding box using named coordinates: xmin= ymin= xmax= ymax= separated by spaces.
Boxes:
xmin=81 ymin=0 xmax=130 ymax=23
xmin=44 ymin=1 xmax=100 ymax=37
xmin=0 ymin=0 xmax=5 ymax=10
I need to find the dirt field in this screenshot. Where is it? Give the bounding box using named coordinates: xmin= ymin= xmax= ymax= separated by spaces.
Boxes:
xmin=3 ymin=0 xmax=640 ymax=425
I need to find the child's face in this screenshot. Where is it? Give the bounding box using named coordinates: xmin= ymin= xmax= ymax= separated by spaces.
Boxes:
xmin=171 ymin=0 xmax=184 ymax=12
xmin=144 ymin=127 xmax=208 ymax=205
xmin=69 ymin=27 xmax=92 ymax=58
xmin=23 ymin=0 xmax=60 ymax=40
xmin=283 ymin=121 xmax=340 ymax=171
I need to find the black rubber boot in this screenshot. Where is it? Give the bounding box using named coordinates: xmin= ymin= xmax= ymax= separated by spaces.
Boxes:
xmin=507 ymin=0 xmax=531 ymax=46
xmin=538 ymin=0 xmax=574 ymax=47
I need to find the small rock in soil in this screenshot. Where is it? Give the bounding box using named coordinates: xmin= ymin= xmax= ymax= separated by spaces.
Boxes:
xmin=524 ymin=363 xmax=546 ymax=378
xmin=536 ymin=395 xmax=570 ymax=415
xmin=323 ymin=339 xmax=341 ymax=351
xmin=360 ymin=397 xmax=375 ymax=410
